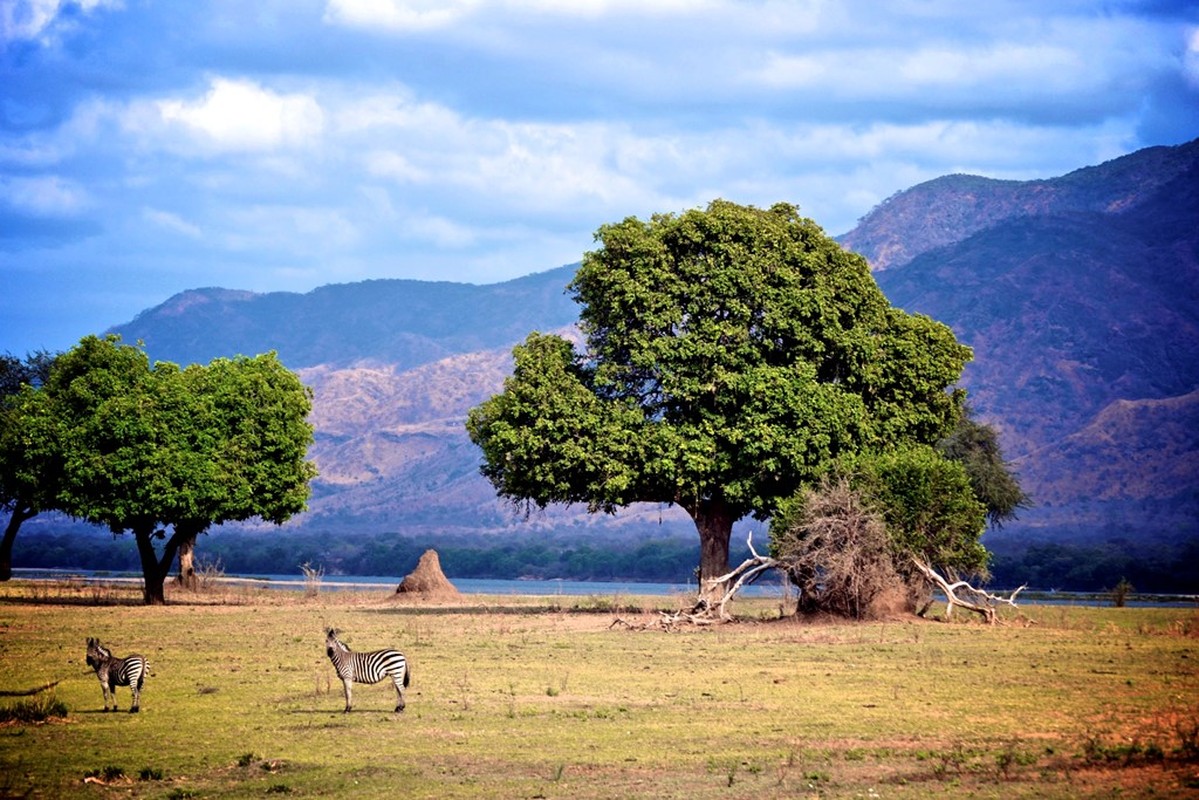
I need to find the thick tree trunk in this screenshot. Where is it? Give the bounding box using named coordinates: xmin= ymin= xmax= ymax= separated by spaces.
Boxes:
xmin=691 ymin=500 xmax=735 ymax=608
xmin=134 ymin=524 xmax=188 ymax=605
xmin=0 ymin=506 xmax=36 ymax=581
xmin=134 ymin=525 xmax=167 ymax=605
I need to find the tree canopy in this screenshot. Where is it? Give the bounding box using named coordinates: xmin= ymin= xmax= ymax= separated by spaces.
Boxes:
xmin=936 ymin=409 xmax=1030 ymax=528
xmin=468 ymin=199 xmax=972 ymax=605
xmin=10 ymin=335 xmax=317 ymax=603
xmin=0 ymin=350 xmax=60 ymax=580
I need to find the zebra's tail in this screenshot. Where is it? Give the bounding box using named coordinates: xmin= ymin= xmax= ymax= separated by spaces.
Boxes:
xmin=404 ymin=664 xmax=411 ymax=688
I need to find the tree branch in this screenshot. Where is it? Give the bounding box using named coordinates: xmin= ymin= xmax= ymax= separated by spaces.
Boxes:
xmin=910 ymin=557 xmax=1025 ymax=623
xmin=705 ymin=532 xmax=779 ymax=620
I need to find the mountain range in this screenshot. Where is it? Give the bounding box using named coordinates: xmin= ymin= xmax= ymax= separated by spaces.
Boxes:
xmin=105 ymin=138 xmax=1199 ymax=570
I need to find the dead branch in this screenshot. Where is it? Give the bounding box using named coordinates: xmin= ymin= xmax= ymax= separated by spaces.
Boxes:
xmin=609 ymin=608 xmax=718 ymax=632
xmin=706 ymin=533 xmax=779 ymax=621
xmin=911 ymin=557 xmax=1025 ymax=623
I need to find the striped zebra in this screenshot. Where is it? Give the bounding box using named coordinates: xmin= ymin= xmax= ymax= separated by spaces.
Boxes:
xmin=324 ymin=628 xmax=410 ymax=713
xmin=85 ymin=637 xmax=149 ymax=713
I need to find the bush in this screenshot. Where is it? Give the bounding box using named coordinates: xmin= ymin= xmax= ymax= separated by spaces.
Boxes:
xmin=0 ymin=695 xmax=68 ymax=723
xmin=772 ymin=477 xmax=901 ymax=619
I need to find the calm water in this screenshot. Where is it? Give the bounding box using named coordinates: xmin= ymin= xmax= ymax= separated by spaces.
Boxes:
xmin=11 ymin=568 xmax=789 ymax=598
xmin=12 ymin=568 xmax=1196 ymax=605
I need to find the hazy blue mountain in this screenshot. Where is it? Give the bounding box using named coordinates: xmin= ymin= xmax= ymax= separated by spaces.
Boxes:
xmin=110 ymin=266 xmax=580 ymax=370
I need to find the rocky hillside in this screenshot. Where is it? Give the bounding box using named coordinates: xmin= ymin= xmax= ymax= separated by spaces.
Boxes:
xmin=841 ymin=138 xmax=1199 ymax=271
xmin=106 ymin=139 xmax=1199 ymax=554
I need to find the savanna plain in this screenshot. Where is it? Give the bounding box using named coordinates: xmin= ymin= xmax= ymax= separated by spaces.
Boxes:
xmin=1 ymin=581 xmax=1197 ymax=799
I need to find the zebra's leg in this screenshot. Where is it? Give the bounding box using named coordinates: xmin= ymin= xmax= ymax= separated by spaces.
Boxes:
xmin=130 ymin=676 xmax=143 ymax=713
xmin=100 ymin=680 xmax=114 ymax=712
xmin=341 ymin=677 xmax=353 ymax=713
xmin=392 ymin=673 xmax=406 ymax=713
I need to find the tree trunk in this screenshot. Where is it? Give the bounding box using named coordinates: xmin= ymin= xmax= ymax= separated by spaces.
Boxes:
xmin=690 ymin=500 xmax=735 ymax=608
xmin=176 ymin=536 xmax=197 ymax=590
xmin=134 ymin=524 xmax=188 ymax=605
xmin=0 ymin=505 xmax=36 ymax=581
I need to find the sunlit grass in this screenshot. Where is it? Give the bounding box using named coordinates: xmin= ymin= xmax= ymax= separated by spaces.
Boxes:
xmin=0 ymin=582 xmax=1196 ymax=798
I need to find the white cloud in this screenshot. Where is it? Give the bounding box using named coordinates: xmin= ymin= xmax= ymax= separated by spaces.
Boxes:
xmin=1185 ymin=27 xmax=1199 ymax=89
xmin=0 ymin=175 xmax=89 ymax=215
xmin=322 ymin=0 xmax=730 ymax=33
xmin=323 ymin=0 xmax=480 ymax=32
xmin=366 ymin=151 xmax=430 ymax=183
xmin=0 ymin=0 xmax=117 ymax=44
xmin=157 ymin=78 xmax=325 ymax=152
xmin=142 ymin=207 xmax=202 ymax=239
xmin=220 ymin=205 xmax=359 ymax=255
xmin=397 ymin=209 xmax=477 ymax=247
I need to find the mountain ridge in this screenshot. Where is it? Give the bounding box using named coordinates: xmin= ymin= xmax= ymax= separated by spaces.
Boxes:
xmin=840 ymin=138 xmax=1199 ymax=271
xmin=96 ymin=139 xmax=1199 ymax=562
xmin=116 ymin=267 xmax=580 ymax=371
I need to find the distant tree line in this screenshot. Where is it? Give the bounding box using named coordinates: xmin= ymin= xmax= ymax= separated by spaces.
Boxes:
xmin=11 ymin=525 xmax=1196 ymax=594
xmin=988 ymin=538 xmax=1199 ymax=595
xmin=10 ymin=527 xmax=750 ymax=585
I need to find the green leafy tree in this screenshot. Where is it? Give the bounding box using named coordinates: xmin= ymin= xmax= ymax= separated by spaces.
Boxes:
xmin=48 ymin=336 xmax=178 ymax=602
xmin=936 ymin=408 xmax=1030 ymax=528
xmin=853 ymin=446 xmax=989 ymax=576
xmin=170 ymin=353 xmax=317 ymax=589
xmin=467 ymin=200 xmax=972 ymax=605
xmin=48 ymin=336 xmax=316 ymax=604
xmin=0 ymin=351 xmax=59 ymax=580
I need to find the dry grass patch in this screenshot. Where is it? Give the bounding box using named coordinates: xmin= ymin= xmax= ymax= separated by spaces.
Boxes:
xmin=0 ymin=583 xmax=1195 ymax=797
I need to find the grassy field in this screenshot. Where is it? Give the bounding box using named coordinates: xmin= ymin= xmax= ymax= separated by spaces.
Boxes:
xmin=0 ymin=581 xmax=1196 ymax=799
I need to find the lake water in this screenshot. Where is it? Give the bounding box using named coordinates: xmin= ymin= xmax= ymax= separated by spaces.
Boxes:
xmin=11 ymin=568 xmax=1196 ymax=606
xmin=10 ymin=568 xmax=788 ymax=598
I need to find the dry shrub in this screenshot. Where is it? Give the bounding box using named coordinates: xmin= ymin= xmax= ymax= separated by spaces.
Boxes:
xmin=774 ymin=477 xmax=902 ymax=620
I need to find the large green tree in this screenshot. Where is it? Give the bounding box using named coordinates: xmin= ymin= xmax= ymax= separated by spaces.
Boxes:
xmin=467 ymin=200 xmax=972 ymax=605
xmin=0 ymin=351 xmax=59 ymax=580
xmin=49 ymin=336 xmax=169 ymax=601
xmin=170 ymin=353 xmax=318 ymax=589
xmin=47 ymin=336 xmax=316 ymax=604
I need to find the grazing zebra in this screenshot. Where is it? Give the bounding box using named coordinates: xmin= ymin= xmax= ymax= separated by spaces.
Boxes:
xmin=85 ymin=637 xmax=149 ymax=713
xmin=324 ymin=628 xmax=410 ymax=713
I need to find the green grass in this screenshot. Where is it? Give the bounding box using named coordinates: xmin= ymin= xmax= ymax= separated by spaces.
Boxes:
xmin=0 ymin=582 xmax=1196 ymax=798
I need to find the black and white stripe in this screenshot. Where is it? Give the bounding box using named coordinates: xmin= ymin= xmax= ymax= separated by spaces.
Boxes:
xmin=86 ymin=637 xmax=149 ymax=713
xmin=324 ymin=628 xmax=410 ymax=713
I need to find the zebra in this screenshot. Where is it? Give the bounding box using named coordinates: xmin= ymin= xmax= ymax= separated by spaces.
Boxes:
xmin=85 ymin=637 xmax=150 ymax=713
xmin=324 ymin=628 xmax=410 ymax=713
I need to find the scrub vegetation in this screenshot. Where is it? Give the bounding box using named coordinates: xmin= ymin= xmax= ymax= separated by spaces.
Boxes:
xmin=0 ymin=583 xmax=1196 ymax=798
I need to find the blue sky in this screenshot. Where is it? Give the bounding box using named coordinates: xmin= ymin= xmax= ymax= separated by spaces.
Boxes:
xmin=3 ymin=0 xmax=1198 ymax=358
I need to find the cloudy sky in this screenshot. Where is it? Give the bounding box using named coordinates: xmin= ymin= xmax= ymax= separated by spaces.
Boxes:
xmin=3 ymin=0 xmax=1198 ymax=357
